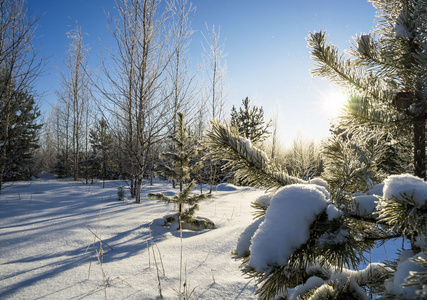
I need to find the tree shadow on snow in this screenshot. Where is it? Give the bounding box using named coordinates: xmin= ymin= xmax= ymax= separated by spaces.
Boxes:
xmin=0 ymin=247 xmax=90 ymax=298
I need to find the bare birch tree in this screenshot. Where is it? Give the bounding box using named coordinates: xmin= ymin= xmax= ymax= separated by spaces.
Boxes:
xmin=53 ymin=94 xmax=71 ymax=177
xmin=270 ymin=103 xmax=280 ymax=160
xmin=37 ymin=110 xmax=57 ymax=173
xmin=168 ymin=0 xmax=199 ymax=127
xmin=202 ymin=24 xmax=227 ymax=121
xmin=99 ymin=0 xmax=174 ymax=203
xmin=0 ymin=0 xmax=46 ymax=192
xmin=201 ymin=23 xmax=227 ymax=192
xmin=56 ymin=22 xmax=91 ymax=181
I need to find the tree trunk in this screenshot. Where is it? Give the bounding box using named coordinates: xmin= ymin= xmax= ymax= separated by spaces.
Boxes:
xmin=130 ymin=174 xmax=136 ymax=198
xmin=209 ymin=162 xmax=217 ymax=194
xmin=136 ymin=176 xmax=142 ymax=204
xmin=413 ymin=117 xmax=426 ymax=180
xmin=199 ymin=165 xmax=203 ymax=194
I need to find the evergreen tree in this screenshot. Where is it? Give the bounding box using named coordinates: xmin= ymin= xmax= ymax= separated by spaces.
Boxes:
xmin=148 ymin=112 xmax=213 ymax=230
xmin=332 ymin=117 xmax=413 ymax=175
xmin=230 ymin=97 xmax=271 ymax=145
xmin=0 ymin=0 xmax=46 ymax=192
xmin=89 ymin=118 xmax=116 ymax=185
xmin=0 ymin=80 xmax=41 ymax=183
xmin=205 ymin=121 xmax=426 ymax=298
xmin=53 ymin=150 xmax=71 ymax=179
xmin=307 ymin=1 xmax=427 ymax=180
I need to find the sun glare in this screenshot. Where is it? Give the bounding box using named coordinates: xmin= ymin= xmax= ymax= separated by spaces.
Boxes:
xmin=320 ymin=89 xmax=349 ymax=118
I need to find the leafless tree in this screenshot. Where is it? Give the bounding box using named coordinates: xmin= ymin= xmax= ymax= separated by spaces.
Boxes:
xmin=37 ymin=110 xmax=57 ymax=173
xmin=270 ymin=103 xmax=280 ymax=160
xmin=53 ymin=94 xmax=72 ymax=177
xmin=82 ymin=98 xmax=93 ymax=184
xmin=0 ymin=0 xmax=46 ymax=192
xmin=98 ymin=0 xmax=175 ymax=203
xmin=201 ymin=23 xmax=227 ymax=121
xmin=201 ymin=23 xmax=228 ymax=193
xmin=56 ymin=22 xmax=91 ymax=181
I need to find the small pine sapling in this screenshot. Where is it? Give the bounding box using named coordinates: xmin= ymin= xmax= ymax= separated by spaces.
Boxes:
xmin=230 ymin=97 xmax=271 ymax=146
xmin=148 ymin=112 xmax=214 ymax=230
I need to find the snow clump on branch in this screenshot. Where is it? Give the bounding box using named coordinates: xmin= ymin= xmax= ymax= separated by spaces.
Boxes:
xmin=383 ymin=174 xmax=427 ymax=208
xmin=248 ymin=184 xmax=331 ymax=272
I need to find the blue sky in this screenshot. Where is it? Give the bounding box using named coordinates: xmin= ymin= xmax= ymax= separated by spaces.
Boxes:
xmin=28 ymin=0 xmax=377 ymax=145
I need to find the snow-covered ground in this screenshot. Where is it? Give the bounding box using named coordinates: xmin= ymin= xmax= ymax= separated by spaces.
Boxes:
xmin=0 ymin=175 xmax=265 ymax=299
xmin=0 ymin=175 xmax=405 ymax=299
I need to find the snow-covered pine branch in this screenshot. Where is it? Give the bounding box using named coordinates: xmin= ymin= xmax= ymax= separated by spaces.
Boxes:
xmin=233 ymin=183 xmax=376 ymax=300
xmin=377 ymin=174 xmax=427 ymax=252
xmin=204 ymin=120 xmax=304 ymax=191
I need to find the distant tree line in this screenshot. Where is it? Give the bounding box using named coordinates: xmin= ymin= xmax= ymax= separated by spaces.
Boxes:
xmin=2 ymin=0 xmax=289 ymax=199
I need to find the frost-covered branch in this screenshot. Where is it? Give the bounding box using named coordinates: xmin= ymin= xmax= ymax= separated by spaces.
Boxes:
xmin=307 ymin=31 xmax=395 ymax=107
xmin=204 ymin=120 xmax=304 ymax=191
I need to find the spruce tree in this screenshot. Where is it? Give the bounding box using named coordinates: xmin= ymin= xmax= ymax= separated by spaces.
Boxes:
xmin=230 ymin=97 xmax=271 ymax=145
xmin=0 ymin=79 xmax=41 ymax=183
xmin=148 ymin=112 xmax=213 ymax=230
xmin=89 ymin=118 xmax=116 ymax=185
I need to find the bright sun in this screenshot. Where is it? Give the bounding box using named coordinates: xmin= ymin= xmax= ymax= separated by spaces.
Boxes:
xmin=320 ymin=89 xmax=349 ymax=118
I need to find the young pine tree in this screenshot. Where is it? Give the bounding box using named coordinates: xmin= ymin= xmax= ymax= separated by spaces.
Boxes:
xmin=307 ymin=2 xmax=427 ymax=296
xmin=89 ymin=118 xmax=116 ymax=186
xmin=204 ymin=2 xmax=427 ymax=297
xmin=230 ymin=97 xmax=271 ymax=146
xmin=148 ymin=112 xmax=213 ymax=230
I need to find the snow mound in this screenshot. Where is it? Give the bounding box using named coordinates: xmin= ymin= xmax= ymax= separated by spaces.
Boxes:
xmin=215 ymin=183 xmax=239 ymax=191
xmin=383 ymin=174 xmax=427 ymax=208
xmin=248 ymin=184 xmax=329 ymax=272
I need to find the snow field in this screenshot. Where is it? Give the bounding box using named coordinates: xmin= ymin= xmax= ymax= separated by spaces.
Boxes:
xmin=0 ymin=177 xmax=265 ymax=299
xmin=1 ymin=174 xmax=423 ymax=299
